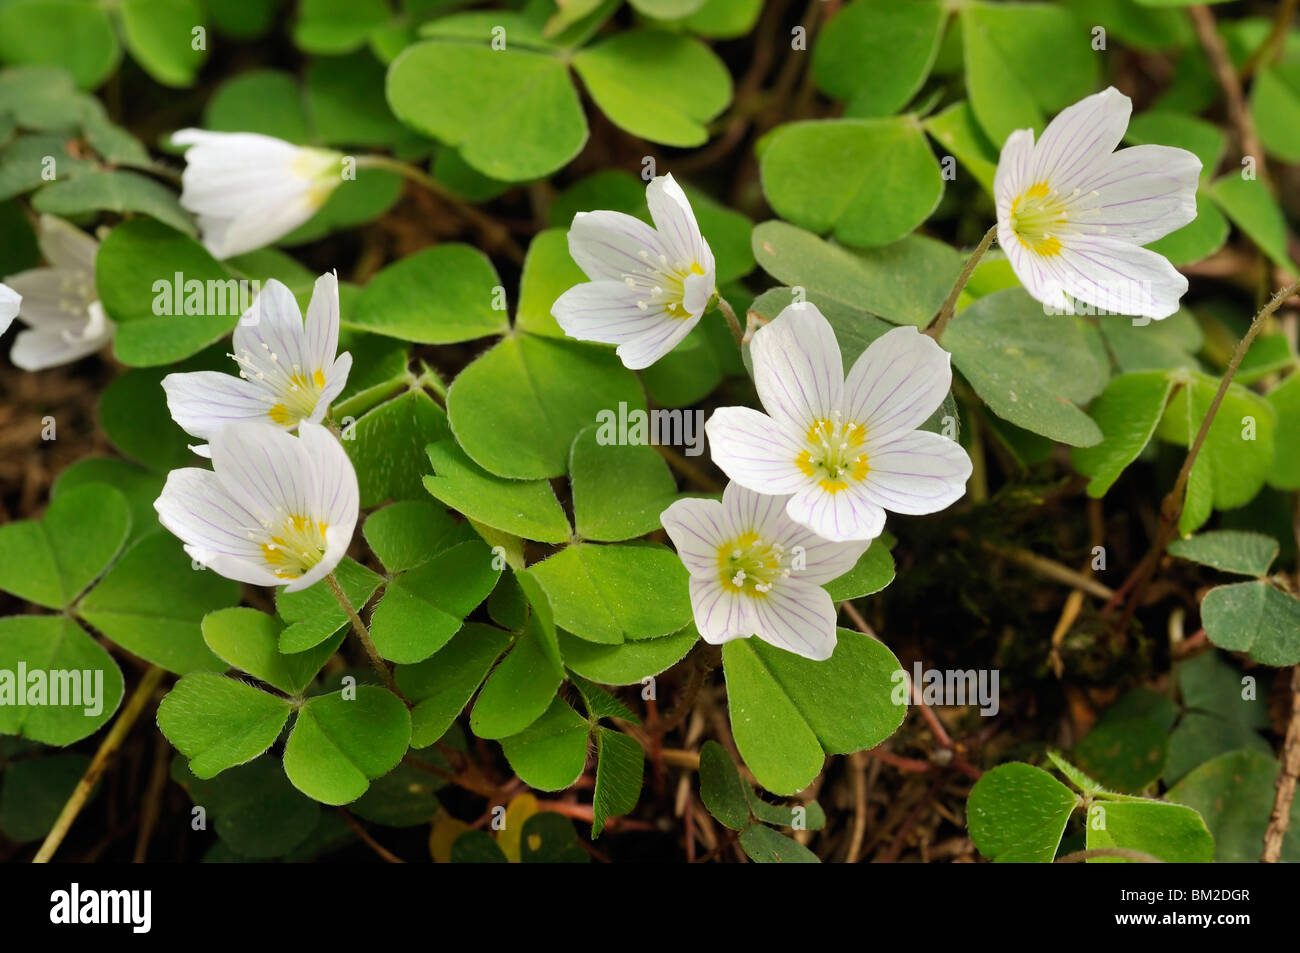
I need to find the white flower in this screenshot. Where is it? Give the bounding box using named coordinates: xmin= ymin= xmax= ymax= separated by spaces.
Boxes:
xmin=162 ymin=272 xmax=352 ymax=456
xmin=173 ymin=129 xmax=344 ymax=260
xmin=0 ymin=283 xmax=17 ymax=337
xmin=661 ymin=482 xmax=869 ymax=661
xmin=706 ymin=303 xmax=971 ymax=543
xmin=995 ymin=86 xmax=1200 ymax=320
xmin=4 ymin=215 xmax=113 ymax=370
xmin=552 ymin=173 xmax=716 ymax=370
xmin=155 ymin=421 xmax=359 ymax=592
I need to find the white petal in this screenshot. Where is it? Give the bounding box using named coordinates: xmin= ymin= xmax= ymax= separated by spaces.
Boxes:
xmin=566 ymin=210 xmax=670 ymax=283
xmin=552 ymin=280 xmax=697 ymax=370
xmin=706 ymin=406 xmax=810 ymax=496
xmin=842 ymin=325 xmax=952 ymax=442
xmin=751 ymin=582 xmax=839 ymax=661
xmin=751 ymin=302 xmax=845 ymax=435
xmin=1056 ymin=235 xmax=1188 ymax=319
xmin=719 ymin=480 xmax=794 ymax=540
xmin=862 ymin=430 xmax=971 ymax=515
xmin=1029 ymin=87 xmax=1131 ymax=195
xmin=689 ymin=577 xmax=757 ymax=646
xmin=303 ymin=271 xmax=341 ymax=372
xmin=10 ymin=324 xmax=109 ymax=370
xmin=35 ymin=215 xmax=98 ymax=274
xmin=646 ymin=174 xmax=713 ymax=273
xmin=154 ymin=468 xmax=281 ymax=588
xmin=772 ymin=520 xmax=871 ymax=587
xmin=785 ymin=483 xmax=886 ymax=543
xmin=660 ymin=496 xmax=728 ymax=575
xmin=310 ymin=350 xmax=352 ymax=424
xmin=233 ymin=279 xmax=311 ymax=384
xmin=1072 ymin=144 xmax=1200 ymax=246
xmin=209 ymin=421 xmax=315 ymax=525
xmin=162 ymin=370 xmax=277 ymax=439
xmin=0 ymin=283 xmax=19 ymax=336
xmin=995 ymin=128 xmax=1036 ymax=212
xmin=4 ymin=267 xmax=94 ymax=331
xmin=297 ymin=421 xmax=359 ymax=537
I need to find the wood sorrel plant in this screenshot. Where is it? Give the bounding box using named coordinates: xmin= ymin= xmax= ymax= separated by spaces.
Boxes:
xmin=0 ymin=0 xmax=1297 ymax=869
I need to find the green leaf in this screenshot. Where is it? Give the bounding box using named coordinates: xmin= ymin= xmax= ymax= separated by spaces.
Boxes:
xmin=78 ymin=532 xmax=233 ymax=674
xmin=738 ymin=823 xmax=820 ymax=863
xmin=173 ymin=756 xmax=320 ymax=858
xmin=1161 ymin=371 xmax=1277 ymax=534
xmin=516 ymin=227 xmax=586 ymax=338
xmin=283 ymin=686 xmax=411 ymax=804
xmin=51 ymin=459 xmax=162 ymax=545
xmin=397 ymin=623 xmax=512 ymax=748
xmin=923 ymin=100 xmax=999 ymax=195
xmin=519 ymin=811 xmax=589 ymax=862
xmin=0 ymin=616 xmax=123 ymax=745
xmin=119 ymin=0 xmax=207 ymax=87
xmin=96 ymin=219 xmax=235 ymax=367
xmin=528 ymin=542 xmax=691 ymax=644
xmin=1177 ymin=650 xmax=1269 ymax=727
xmin=1085 ymin=799 xmax=1214 ymax=863
xmin=450 ymin=830 xmax=509 ymax=863
xmin=1124 ymin=111 xmax=1225 ymax=175
xmin=1201 ymin=580 xmax=1300 ymax=666
xmin=499 ymin=697 xmax=589 ymax=791
xmin=967 ymin=762 xmax=1079 ymax=862
xmin=362 ymin=500 xmax=468 ymax=574
xmin=424 ymin=439 xmax=571 ymax=543
xmin=204 ymin=68 xmax=311 ymax=142
xmin=470 ymin=630 xmax=564 ymax=740
xmin=1073 ymin=689 xmax=1177 ymax=792
xmin=1164 ymin=711 xmax=1270 ymax=786
xmin=722 ymin=629 xmax=905 ymax=795
xmin=370 ymin=540 xmax=501 ymax=664
xmin=558 ymin=623 xmax=699 ymax=686
xmin=570 ymin=425 xmax=678 ymax=542
xmin=386 ymin=41 xmax=586 ymax=181
xmin=158 ymin=673 xmax=291 ymax=778
xmin=1266 ymin=372 xmax=1300 ymax=489
xmin=1095 ymin=308 xmax=1204 ymax=373
xmin=346 ymin=389 xmax=452 ymax=508
xmin=0 ymin=483 xmax=130 ymax=610
xmin=446 ymin=334 xmax=646 ymax=479
xmin=1073 ymin=370 xmax=1176 ymax=496
xmin=823 ymin=542 xmax=895 ymax=601
xmin=591 ymin=727 xmax=643 ymax=837
xmin=759 ymin=118 xmax=942 ymax=248
xmin=698 ymin=739 xmax=750 ymax=830
xmin=572 ymin=31 xmax=731 ymax=148
xmin=946 ymin=289 xmax=1106 ymax=447
xmin=1168 ymin=530 xmax=1278 ymax=577
xmin=0 ymin=0 xmax=120 ymax=89
xmin=202 ymin=608 xmax=339 ymax=696
xmin=350 ymin=244 xmax=507 ymax=343
xmin=305 ymin=52 xmax=406 ymax=148
xmin=812 ymin=0 xmax=945 ymax=117
xmin=293 ymin=0 xmax=390 ymax=54
xmin=961 ymin=1 xmax=1098 ymax=145
xmin=752 ymin=220 xmax=962 ymax=327
xmin=98 ymin=353 xmax=223 ymax=474
xmin=351 ymin=761 xmax=444 ymax=827
xmin=682 ymin=0 xmax=761 ymax=37
xmin=1168 ymin=750 xmax=1300 ymax=862
xmin=1251 ymin=61 xmax=1300 ymax=163
xmin=32 ymin=169 xmax=194 ymax=236
xmin=1209 ymin=173 xmax=1297 ymax=273
xmin=0 ymin=753 xmax=92 ymax=842
xmin=276 ymin=557 xmax=383 ymax=654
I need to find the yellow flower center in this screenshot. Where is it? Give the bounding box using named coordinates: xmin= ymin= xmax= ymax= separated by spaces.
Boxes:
xmin=623 ymin=254 xmax=707 ymax=319
xmin=1009 ymin=181 xmax=1069 ymax=257
xmin=261 ymin=514 xmax=329 ymax=580
xmin=267 ymin=369 xmax=327 ymax=425
xmin=717 ymin=531 xmax=787 ymax=597
xmin=795 ymin=417 xmax=869 ymax=494
xmin=292 ymin=148 xmax=345 ymax=208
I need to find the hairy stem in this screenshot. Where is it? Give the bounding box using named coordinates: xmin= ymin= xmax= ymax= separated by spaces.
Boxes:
xmin=1262 ymin=666 xmax=1300 ymax=862
xmin=716 ymin=295 xmax=744 ymax=348
xmin=34 ymin=665 xmax=166 ymax=863
xmin=926 ymin=224 xmax=998 ymax=343
xmin=326 ymin=572 xmax=404 ymax=701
